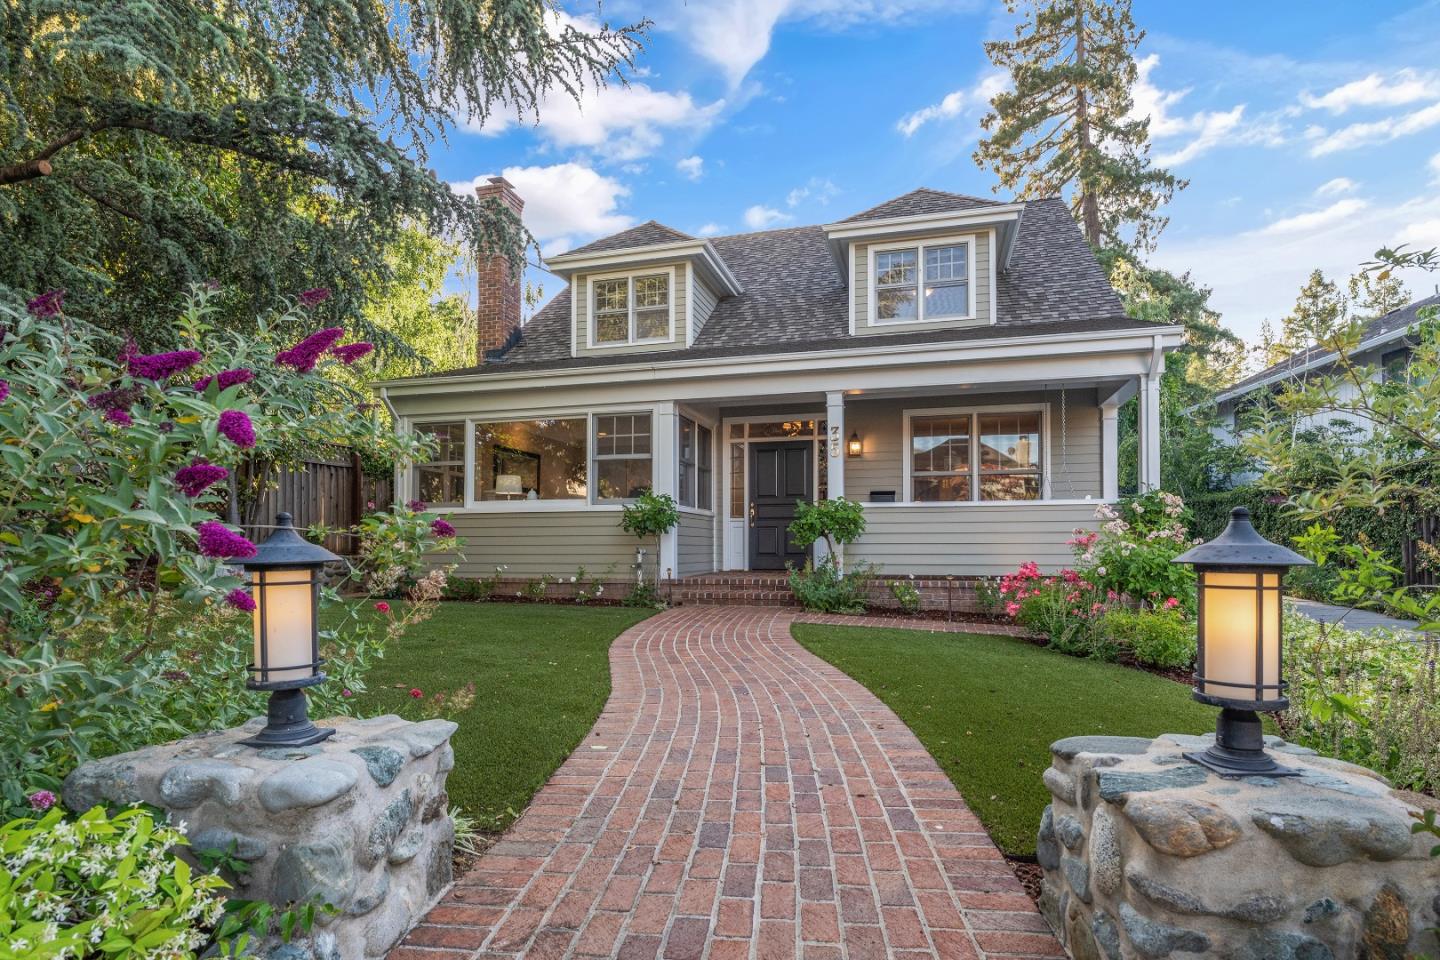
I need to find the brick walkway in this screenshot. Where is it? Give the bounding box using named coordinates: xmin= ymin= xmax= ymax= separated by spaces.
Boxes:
xmin=391 ymin=606 xmax=1062 ymax=960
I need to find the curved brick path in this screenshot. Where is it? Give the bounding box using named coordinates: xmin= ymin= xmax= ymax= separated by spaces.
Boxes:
xmin=391 ymin=606 xmax=1062 ymax=960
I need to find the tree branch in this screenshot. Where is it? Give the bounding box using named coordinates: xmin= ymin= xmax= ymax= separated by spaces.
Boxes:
xmin=0 ymin=128 xmax=90 ymax=185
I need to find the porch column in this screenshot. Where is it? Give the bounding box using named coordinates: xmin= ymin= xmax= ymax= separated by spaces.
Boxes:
xmin=653 ymin=401 xmax=679 ymax=580
xmin=823 ymin=391 xmax=846 ymax=569
xmin=1100 ymin=402 xmax=1119 ymax=500
xmin=1138 ymin=373 xmax=1162 ymax=491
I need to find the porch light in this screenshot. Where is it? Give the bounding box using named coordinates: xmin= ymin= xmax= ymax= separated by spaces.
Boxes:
xmin=847 ymin=432 xmax=863 ymax=457
xmin=1172 ymin=507 xmax=1310 ymax=777
xmin=237 ymin=513 xmax=339 ymax=748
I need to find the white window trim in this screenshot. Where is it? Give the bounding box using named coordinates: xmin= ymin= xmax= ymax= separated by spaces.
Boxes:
xmin=718 ymin=413 xmax=826 ymax=568
xmin=868 ymin=236 xmax=976 ymax=326
xmin=586 ymin=266 xmax=677 ymax=349
xmin=591 ymin=409 xmax=657 ymax=505
xmin=409 ymin=420 xmax=468 ymax=508
xmin=901 ymin=403 xmax=1051 ymax=504
xmin=676 ymin=408 xmax=718 ymax=516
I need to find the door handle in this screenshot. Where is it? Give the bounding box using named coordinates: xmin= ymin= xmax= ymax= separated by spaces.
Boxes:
xmin=749 ymin=501 xmax=756 ymax=526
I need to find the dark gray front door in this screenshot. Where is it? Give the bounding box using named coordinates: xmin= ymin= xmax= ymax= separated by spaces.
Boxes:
xmin=749 ymin=440 xmax=812 ymax=570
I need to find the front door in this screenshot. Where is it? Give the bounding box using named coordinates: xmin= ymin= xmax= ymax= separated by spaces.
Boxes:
xmin=749 ymin=440 xmax=813 ymax=570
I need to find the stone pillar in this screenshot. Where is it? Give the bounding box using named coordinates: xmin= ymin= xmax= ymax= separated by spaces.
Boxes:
xmin=1036 ymin=733 xmax=1438 ymax=960
xmin=63 ymin=715 xmax=459 ymax=960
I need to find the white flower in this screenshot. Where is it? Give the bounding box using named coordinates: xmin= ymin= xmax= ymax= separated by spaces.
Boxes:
xmin=1096 ymin=566 xmax=1107 ymax=576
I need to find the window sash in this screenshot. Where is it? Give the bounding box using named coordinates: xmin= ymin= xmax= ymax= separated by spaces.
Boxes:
xmin=874 ymin=241 xmax=971 ymax=324
xmin=907 ymin=409 xmax=1042 ymax=502
xmin=412 ymin=422 xmax=466 ymax=506
xmin=593 ymin=412 xmax=653 ymax=502
xmin=591 ymin=273 xmax=671 ymax=345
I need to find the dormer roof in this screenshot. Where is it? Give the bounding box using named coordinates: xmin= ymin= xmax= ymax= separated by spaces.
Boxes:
xmin=563 ymin=220 xmax=694 ymax=257
xmin=837 ymin=187 xmax=1006 ymax=224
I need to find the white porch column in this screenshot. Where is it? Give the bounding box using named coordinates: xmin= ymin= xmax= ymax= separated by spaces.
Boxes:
xmin=1101 ymin=402 xmax=1119 ymax=501
xmin=822 ymin=391 xmax=846 ymax=569
xmin=653 ymin=401 xmax=679 ymax=580
xmin=1139 ymin=374 xmax=1162 ymax=491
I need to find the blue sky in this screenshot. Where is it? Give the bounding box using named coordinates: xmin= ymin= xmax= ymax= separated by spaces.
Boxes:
xmin=438 ymin=0 xmax=1440 ymax=347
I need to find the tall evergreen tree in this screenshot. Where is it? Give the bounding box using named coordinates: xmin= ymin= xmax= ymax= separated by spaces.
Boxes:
xmin=975 ymin=0 xmax=1184 ymax=252
xmin=0 ymin=1 xmax=645 ymax=347
xmin=1347 ymin=270 xmax=1411 ymax=320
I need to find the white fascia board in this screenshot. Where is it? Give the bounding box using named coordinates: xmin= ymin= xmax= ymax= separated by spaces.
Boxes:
xmin=380 ymin=325 xmax=1185 ymax=398
xmin=1212 ymin=323 xmax=1417 ymax=405
xmin=544 ymin=240 xmax=742 ymax=296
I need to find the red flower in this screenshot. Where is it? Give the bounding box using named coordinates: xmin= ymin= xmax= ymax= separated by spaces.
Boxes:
xmin=375 ymin=601 xmax=391 ymax=613
xmin=409 ymin=688 xmax=423 ymax=699
xmin=430 ymin=518 xmax=456 ymax=538
xmin=218 ymin=409 xmax=256 ymax=448
xmin=196 ymin=521 xmax=257 ymax=559
xmin=128 ymin=350 xmax=203 ymax=381
xmin=331 ymin=342 xmax=374 ymax=364
xmin=224 ymin=588 xmax=256 ymax=612
xmin=275 ymin=327 xmax=344 ymax=372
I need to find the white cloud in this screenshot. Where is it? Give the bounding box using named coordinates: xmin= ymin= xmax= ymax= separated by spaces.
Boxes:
xmin=695 ymin=222 xmax=725 ymax=237
xmin=678 ymin=0 xmax=967 ymax=88
xmin=471 ymin=83 xmax=724 ymax=162
xmin=1431 ymin=152 xmax=1440 ymax=184
xmin=1306 ymin=99 xmax=1440 ymax=156
xmin=1256 ymin=198 xmax=1369 ymax=237
xmin=743 ymin=205 xmax=793 ymax=230
xmin=676 ymin=155 xmax=705 ymax=181
xmin=1131 ymin=55 xmax=1270 ymax=167
xmin=1300 ymin=69 xmax=1440 ymax=114
xmin=1151 ymin=191 xmax=1440 ymax=342
xmin=451 ymin=164 xmax=632 ymax=256
xmin=786 ymin=177 xmax=840 ymax=207
xmin=1314 ymin=177 xmax=1357 ymax=197
xmin=896 ymin=72 xmax=1008 ymax=137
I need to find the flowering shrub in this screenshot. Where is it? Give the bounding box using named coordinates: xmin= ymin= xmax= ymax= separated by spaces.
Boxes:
xmin=351 ymin=505 xmax=462 ymax=596
xmin=1003 ymin=566 xmax=1118 ymax=659
xmin=1071 ymin=490 xmax=1197 ymax=612
xmin=1098 ymin=609 xmax=1194 ymax=669
xmin=888 ymin=577 xmax=922 ymax=615
xmin=788 ymin=560 xmax=877 ymax=614
xmin=0 ymin=805 xmax=230 ymax=959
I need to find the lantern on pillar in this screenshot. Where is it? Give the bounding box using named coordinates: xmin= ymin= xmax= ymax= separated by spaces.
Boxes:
xmin=1172 ymin=507 xmax=1311 ymax=777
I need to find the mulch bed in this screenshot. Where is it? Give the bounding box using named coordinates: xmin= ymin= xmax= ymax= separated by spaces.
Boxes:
xmin=1008 ymin=857 xmax=1044 ymax=903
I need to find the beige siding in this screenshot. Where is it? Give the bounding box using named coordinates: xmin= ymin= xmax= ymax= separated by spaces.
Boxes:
xmin=574 ymin=264 xmax=688 ymax=357
xmin=842 ymin=389 xmax=1102 ymax=502
xmin=690 ymin=275 xmax=720 ymax=344
xmin=677 ymin=511 xmax=716 ymax=576
xmin=430 ymin=511 xmax=635 ymax=579
xmin=852 ymin=231 xmax=993 ymax=335
xmin=850 ymin=502 xmax=1101 ymax=576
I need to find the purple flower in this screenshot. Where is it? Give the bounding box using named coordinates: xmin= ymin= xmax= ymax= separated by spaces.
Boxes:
xmin=218 ymin=409 xmax=255 ymax=448
xmin=104 ymin=407 xmax=133 ymax=426
xmin=27 ymin=790 xmax=56 ymax=812
xmin=26 ymin=290 xmax=64 ymax=318
xmin=298 ymin=287 xmax=332 ymax=308
xmin=330 ymin=342 xmax=374 ymax=365
xmin=194 ymin=368 xmax=255 ymax=392
xmin=175 ymin=461 xmax=230 ymax=497
xmin=87 ymin=384 xmax=143 ymax=411
xmin=224 ymin=587 xmax=256 ymax=612
xmin=0 ymin=380 xmax=8 ymax=403
xmin=275 ymin=327 xmax=344 ymax=373
xmin=196 ymin=521 xmax=257 ymax=559
xmin=128 ymin=349 xmax=203 ymax=381
xmin=406 ymin=499 xmax=427 ymax=512
xmin=431 ymin=518 xmax=456 ymax=538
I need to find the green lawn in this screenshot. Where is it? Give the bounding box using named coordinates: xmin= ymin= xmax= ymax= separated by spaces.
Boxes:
xmin=791 ymin=624 xmax=1216 ymax=857
xmin=354 ymin=602 xmax=651 ymax=833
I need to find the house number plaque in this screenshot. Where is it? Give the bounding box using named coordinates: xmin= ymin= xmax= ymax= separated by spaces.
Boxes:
xmin=829 ymin=424 xmax=841 ymax=459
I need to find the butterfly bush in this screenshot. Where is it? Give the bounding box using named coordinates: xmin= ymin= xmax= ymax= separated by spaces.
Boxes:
xmin=0 ymin=284 xmax=438 ymax=819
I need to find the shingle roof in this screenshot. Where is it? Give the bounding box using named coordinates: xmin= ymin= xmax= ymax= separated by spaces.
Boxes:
xmin=422 ymin=195 xmax=1150 ymax=379
xmin=837 ymin=187 xmax=1005 ymax=223
xmin=1218 ymin=293 xmax=1440 ymax=400
xmin=561 ymin=220 xmax=693 ymax=257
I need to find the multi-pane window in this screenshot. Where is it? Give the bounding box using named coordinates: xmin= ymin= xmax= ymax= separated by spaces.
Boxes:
xmin=594 ymin=413 xmax=653 ymax=501
xmin=909 ymin=410 xmax=1043 ymax=502
xmin=874 ymin=241 xmax=970 ymax=324
xmin=473 ymin=418 xmax=587 ymax=501
xmin=591 ymin=273 xmax=670 ymax=345
xmin=413 ymin=422 xmax=466 ymax=506
xmin=729 ymin=442 xmax=744 ymax=518
xmin=678 ymin=417 xmax=714 ymax=510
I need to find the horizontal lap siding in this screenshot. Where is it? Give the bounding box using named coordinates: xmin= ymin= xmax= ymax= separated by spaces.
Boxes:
xmin=850 ymin=503 xmax=1101 ymax=576
xmin=690 ymin=275 xmax=719 ymax=343
xmin=430 ymin=512 xmax=636 ymax=579
xmin=852 ymin=230 xmax=992 ymax=335
xmin=575 ymin=264 xmax=689 ymax=357
xmin=677 ymin=511 xmax=716 ymax=577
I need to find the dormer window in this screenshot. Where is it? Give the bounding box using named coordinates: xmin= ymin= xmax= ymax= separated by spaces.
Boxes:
xmin=872 ymin=239 xmax=972 ymax=324
xmin=591 ymin=270 xmax=673 ymax=345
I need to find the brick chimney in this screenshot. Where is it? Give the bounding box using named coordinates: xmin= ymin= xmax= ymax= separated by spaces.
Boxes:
xmin=474 ymin=176 xmax=524 ymax=363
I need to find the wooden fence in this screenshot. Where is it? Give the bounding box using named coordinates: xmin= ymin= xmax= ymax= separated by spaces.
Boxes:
xmin=1402 ymin=512 xmax=1438 ymax=588
xmin=241 ymin=454 xmax=393 ymax=555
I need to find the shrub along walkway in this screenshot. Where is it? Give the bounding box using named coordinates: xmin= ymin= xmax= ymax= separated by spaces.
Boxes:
xmin=390 ymin=606 xmax=1061 ymax=960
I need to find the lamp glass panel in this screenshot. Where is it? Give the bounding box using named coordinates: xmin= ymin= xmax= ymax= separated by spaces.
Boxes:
xmin=252 ymin=568 xmax=314 ymax=683
xmin=1199 ymin=571 xmax=1280 ymax=701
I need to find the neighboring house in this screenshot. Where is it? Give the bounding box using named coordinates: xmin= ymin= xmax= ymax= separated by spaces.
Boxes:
xmin=1210 ymin=293 xmax=1439 ymax=451
xmin=378 ymin=178 xmax=1182 ymax=579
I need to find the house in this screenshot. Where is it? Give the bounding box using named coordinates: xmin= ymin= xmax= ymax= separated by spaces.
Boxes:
xmin=377 ymin=179 xmax=1182 ymax=581
xmin=1210 ymin=293 xmax=1439 ymax=449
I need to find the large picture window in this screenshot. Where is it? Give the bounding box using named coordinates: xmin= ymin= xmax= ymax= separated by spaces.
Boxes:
xmin=591 ymin=272 xmax=671 ymax=345
xmin=594 ymin=413 xmax=653 ymax=501
xmin=873 ymin=240 xmax=971 ymax=324
xmin=908 ymin=408 xmax=1043 ymax=502
xmin=412 ymin=422 xmax=466 ymax=506
xmin=473 ymin=418 xmax=587 ymax=501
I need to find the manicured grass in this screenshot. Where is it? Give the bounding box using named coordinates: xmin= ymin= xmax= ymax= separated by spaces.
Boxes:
xmin=355 ymin=602 xmax=651 ymax=833
xmin=791 ymin=624 xmax=1216 ymax=858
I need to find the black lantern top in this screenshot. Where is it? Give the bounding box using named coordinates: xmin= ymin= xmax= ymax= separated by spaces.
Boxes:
xmin=1172 ymin=507 xmax=1312 ymax=569
xmin=242 ymin=513 xmax=340 ymax=568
